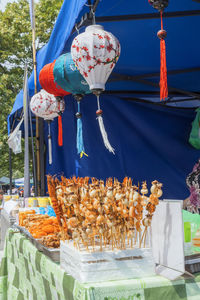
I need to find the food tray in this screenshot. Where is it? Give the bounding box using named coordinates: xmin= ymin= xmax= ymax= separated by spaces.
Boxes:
xmin=13 ymin=224 xmax=60 ymax=262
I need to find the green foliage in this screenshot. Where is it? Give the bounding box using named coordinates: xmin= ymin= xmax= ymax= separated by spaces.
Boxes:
xmin=0 ymin=0 xmax=63 ymax=178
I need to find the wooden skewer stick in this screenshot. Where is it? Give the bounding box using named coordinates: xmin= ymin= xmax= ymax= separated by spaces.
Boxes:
xmin=111 ymin=228 xmax=114 ymax=251
xmin=134 ymin=230 xmax=138 ymax=246
xmin=143 ymin=228 xmax=148 ymax=248
xmin=139 ymin=229 xmax=146 ymax=248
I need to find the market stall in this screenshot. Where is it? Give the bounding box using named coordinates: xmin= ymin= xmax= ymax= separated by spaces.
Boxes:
xmin=7 ymin=0 xmax=200 ymax=200
xmin=3 ymin=0 xmax=200 ymax=299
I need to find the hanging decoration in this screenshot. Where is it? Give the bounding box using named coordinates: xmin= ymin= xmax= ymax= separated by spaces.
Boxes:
xmin=53 ymin=53 xmax=91 ymax=157
xmin=71 ymin=24 xmax=121 ymax=154
xmin=39 ymin=61 xmax=69 ymax=97
xmin=148 ymin=0 xmax=169 ymax=101
xmin=30 ymin=89 xmax=65 ymax=164
xmin=53 ymin=53 xmax=91 ymax=95
xmin=39 ymin=61 xmax=69 ymax=147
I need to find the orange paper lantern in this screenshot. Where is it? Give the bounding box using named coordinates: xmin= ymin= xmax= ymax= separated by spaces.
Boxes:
xmin=39 ymin=60 xmax=70 ymax=97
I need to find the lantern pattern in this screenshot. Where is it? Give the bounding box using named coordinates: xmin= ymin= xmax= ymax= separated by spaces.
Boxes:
xmin=30 ymin=89 xmax=65 ymax=164
xmin=71 ymin=24 xmax=120 ymax=92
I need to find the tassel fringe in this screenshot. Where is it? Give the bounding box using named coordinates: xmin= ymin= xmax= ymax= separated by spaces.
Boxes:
xmin=160 ymin=39 xmax=168 ymax=100
xmin=77 ymin=117 xmax=85 ymax=155
xmin=58 ymin=115 xmax=63 ymax=146
xmin=48 ymin=121 xmax=52 ymax=165
xmin=48 ymin=136 xmax=52 ymax=164
xmin=97 ymin=115 xmax=115 ymax=154
xmin=160 ymin=11 xmax=168 ymax=101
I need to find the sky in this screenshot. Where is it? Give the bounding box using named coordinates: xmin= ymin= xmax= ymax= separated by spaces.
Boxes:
xmin=0 ymin=0 xmax=39 ymax=11
xmin=0 ymin=0 xmax=14 ymax=11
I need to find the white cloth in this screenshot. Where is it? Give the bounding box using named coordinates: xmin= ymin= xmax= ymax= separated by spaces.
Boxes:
xmin=3 ymin=200 xmax=18 ymax=215
xmin=7 ymin=117 xmax=24 ymax=154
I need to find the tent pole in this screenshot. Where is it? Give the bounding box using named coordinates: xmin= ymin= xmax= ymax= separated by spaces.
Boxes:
xmin=72 ymin=10 xmax=200 ymax=34
xmin=24 ymin=68 xmax=30 ymax=198
xmin=95 ymin=10 xmax=200 ymax=23
xmin=9 ymin=148 xmax=12 ymax=196
xmin=39 ymin=119 xmax=45 ymax=196
xmin=29 ymin=105 xmax=38 ymax=196
xmin=112 ymin=73 xmax=200 ymax=100
xmin=31 ymin=4 xmax=44 ymax=196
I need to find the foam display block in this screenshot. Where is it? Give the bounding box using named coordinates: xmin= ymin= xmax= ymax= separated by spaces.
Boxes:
xmin=60 ymin=241 xmax=155 ymax=283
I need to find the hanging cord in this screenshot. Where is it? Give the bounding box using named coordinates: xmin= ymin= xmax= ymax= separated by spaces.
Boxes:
xmin=75 ymin=24 xmax=80 ymax=35
xmin=91 ymin=7 xmax=96 ymax=25
xmin=48 ymin=121 xmax=52 ymax=165
xmin=76 ymin=100 xmax=88 ymax=158
xmin=96 ymin=95 xmax=115 ymax=154
xmin=159 ymin=11 xmax=168 ymax=101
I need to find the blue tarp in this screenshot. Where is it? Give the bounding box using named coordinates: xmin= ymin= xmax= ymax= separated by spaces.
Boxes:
xmin=44 ymin=94 xmax=199 ymax=199
xmin=8 ymin=0 xmax=200 ymax=198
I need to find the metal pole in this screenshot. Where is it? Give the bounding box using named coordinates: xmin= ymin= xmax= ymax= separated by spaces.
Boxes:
xmin=39 ymin=119 xmax=45 ymax=196
xmin=24 ymin=67 xmax=30 ymax=198
xmin=32 ymin=26 xmax=41 ymax=195
xmin=29 ymin=108 xmax=38 ymax=196
xmin=9 ymin=148 xmax=12 ymax=195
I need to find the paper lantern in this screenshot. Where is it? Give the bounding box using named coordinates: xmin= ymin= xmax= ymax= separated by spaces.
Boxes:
xmin=71 ymin=25 xmax=120 ymax=154
xmin=53 ymin=53 xmax=91 ymax=157
xmin=39 ymin=61 xmax=69 ymax=97
xmin=39 ymin=61 xmax=69 ymax=146
xmin=53 ymin=53 xmax=90 ymax=95
xmin=148 ymin=0 xmax=169 ymax=101
xmin=30 ymin=89 xmax=65 ymax=164
xmin=30 ymin=89 xmax=65 ymax=120
xmin=71 ymin=24 xmax=120 ymax=94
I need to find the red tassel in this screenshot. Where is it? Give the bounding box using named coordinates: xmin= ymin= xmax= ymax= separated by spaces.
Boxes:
xmin=58 ymin=115 xmax=63 ymax=146
xmin=159 ymin=12 xmax=168 ymax=101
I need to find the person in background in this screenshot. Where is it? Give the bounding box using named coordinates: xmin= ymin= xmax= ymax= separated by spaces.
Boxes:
xmin=31 ymin=186 xmax=35 ymax=196
xmin=18 ymin=187 xmax=24 ymax=197
xmin=0 ymin=190 xmax=3 ymax=206
xmin=184 ymin=159 xmax=200 ymax=213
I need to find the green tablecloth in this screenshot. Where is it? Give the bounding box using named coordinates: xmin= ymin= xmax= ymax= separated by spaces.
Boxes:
xmin=1 ymin=229 xmax=200 ymax=300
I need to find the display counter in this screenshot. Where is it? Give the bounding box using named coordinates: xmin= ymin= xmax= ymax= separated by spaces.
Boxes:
xmin=1 ymin=229 xmax=200 ymax=300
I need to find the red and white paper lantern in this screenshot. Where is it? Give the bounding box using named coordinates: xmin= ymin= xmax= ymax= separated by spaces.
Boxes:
xmin=71 ymin=25 xmax=120 ymax=154
xmin=30 ymin=89 xmax=65 ymax=164
xmin=30 ymin=89 xmax=65 ymax=120
xmin=71 ymin=24 xmax=120 ymax=93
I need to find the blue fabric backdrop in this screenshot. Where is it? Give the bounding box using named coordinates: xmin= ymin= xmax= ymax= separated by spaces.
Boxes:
xmin=45 ymin=93 xmax=199 ymax=199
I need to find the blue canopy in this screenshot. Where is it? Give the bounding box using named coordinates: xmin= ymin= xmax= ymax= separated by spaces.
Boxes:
xmin=8 ymin=0 xmax=200 ymax=199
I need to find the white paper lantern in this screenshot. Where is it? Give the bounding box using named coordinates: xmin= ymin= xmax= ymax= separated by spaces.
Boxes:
xmin=30 ymin=89 xmax=65 ymax=120
xmin=71 ymin=25 xmax=121 ymax=93
xmin=30 ymin=89 xmax=65 ymax=164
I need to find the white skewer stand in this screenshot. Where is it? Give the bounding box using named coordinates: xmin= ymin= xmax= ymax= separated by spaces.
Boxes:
xmin=151 ymin=200 xmax=194 ymax=280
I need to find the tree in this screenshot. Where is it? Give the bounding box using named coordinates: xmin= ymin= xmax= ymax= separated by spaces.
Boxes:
xmin=0 ymin=0 xmax=63 ymax=179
